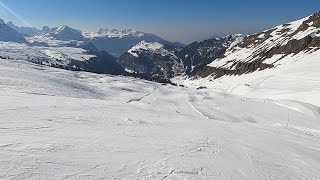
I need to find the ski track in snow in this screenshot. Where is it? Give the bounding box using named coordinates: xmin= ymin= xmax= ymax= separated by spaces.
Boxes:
xmin=185 ymin=94 xmax=210 ymax=120
xmin=0 ymin=59 xmax=320 ymax=179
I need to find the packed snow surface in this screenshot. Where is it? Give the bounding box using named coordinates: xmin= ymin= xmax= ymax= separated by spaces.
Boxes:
xmin=1 ymin=58 xmax=320 ymax=179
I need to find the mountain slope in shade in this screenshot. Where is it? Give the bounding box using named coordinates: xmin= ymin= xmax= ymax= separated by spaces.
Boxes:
xmin=117 ymin=41 xmax=184 ymax=79
xmin=7 ymin=21 xmax=41 ymax=37
xmin=116 ymin=35 xmax=244 ymax=80
xmin=177 ymin=34 xmax=244 ymax=75
xmin=0 ymin=19 xmax=27 ymax=43
xmin=70 ymin=49 xmax=125 ymax=75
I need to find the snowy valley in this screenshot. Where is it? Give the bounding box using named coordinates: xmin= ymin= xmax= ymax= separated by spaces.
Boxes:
xmin=0 ymin=10 xmax=320 ymax=180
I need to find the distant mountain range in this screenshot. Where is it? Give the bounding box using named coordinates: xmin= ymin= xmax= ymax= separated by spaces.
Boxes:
xmin=84 ymin=28 xmax=185 ymax=57
xmin=7 ymin=21 xmax=41 ymax=37
xmin=0 ymin=19 xmax=27 ymax=43
xmin=5 ymin=22 xmax=185 ymax=57
xmin=1 ymin=12 xmax=320 ymax=85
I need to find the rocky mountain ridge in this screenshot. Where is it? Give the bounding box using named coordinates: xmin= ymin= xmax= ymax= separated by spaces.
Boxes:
xmin=194 ymin=12 xmax=320 ymax=79
xmin=2 ymin=12 xmax=320 ymax=85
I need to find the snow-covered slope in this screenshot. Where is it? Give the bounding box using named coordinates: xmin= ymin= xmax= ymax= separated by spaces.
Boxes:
xmin=127 ymin=41 xmax=172 ymax=57
xmin=175 ymin=12 xmax=320 ymax=107
xmin=206 ymin=14 xmax=319 ymax=73
xmin=0 ymin=41 xmax=95 ymax=65
xmin=1 ymin=58 xmax=320 ymax=179
xmin=0 ymin=38 xmax=126 ymax=75
xmin=0 ymin=17 xmax=126 ymax=75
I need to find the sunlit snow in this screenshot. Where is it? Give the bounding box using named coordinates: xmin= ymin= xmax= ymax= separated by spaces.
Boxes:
xmin=1 ymin=58 xmax=320 ymax=179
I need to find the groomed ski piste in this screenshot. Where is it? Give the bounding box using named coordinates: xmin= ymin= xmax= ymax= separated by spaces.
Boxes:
xmin=1 ymin=58 xmax=320 ymax=179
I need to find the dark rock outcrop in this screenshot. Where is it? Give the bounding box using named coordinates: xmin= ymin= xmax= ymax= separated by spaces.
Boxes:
xmin=195 ymin=61 xmax=274 ymax=79
xmin=177 ymin=35 xmax=243 ymax=75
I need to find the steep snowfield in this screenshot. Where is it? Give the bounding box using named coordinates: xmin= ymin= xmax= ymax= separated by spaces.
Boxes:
xmin=1 ymin=59 xmax=320 ymax=179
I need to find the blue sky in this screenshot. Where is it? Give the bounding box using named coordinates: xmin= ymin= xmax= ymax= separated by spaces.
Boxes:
xmin=0 ymin=0 xmax=319 ymax=43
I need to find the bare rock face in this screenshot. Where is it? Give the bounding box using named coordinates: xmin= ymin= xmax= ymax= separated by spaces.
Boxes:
xmin=238 ymin=28 xmax=274 ymax=49
xmin=177 ymin=34 xmax=244 ymax=75
xmin=196 ymin=61 xmax=274 ymax=79
xmin=297 ymin=12 xmax=320 ymax=30
xmin=313 ymin=13 xmax=320 ymax=28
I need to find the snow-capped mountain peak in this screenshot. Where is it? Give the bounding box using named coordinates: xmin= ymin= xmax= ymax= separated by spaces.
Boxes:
xmin=82 ymin=28 xmax=184 ymax=57
xmin=41 ymin=25 xmax=84 ymax=41
xmin=84 ymin=28 xmax=145 ymax=39
xmin=118 ymin=41 xmax=183 ymax=78
xmin=128 ymin=41 xmax=166 ymax=57
xmin=41 ymin=26 xmax=51 ymax=33
xmin=6 ymin=21 xmax=15 ymax=26
xmin=50 ymin=25 xmax=80 ymax=34
xmin=0 ymin=18 xmax=5 ymax=25
xmin=55 ymin=25 xmax=68 ymax=33
xmin=0 ymin=18 xmax=27 ymax=43
xmin=96 ymin=28 xmax=109 ymax=34
xmin=206 ymin=12 xmax=320 ymax=74
xmin=131 ymin=41 xmax=164 ymax=50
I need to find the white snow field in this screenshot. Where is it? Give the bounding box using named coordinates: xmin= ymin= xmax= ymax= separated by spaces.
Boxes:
xmin=1 ymin=59 xmax=320 ymax=180
xmin=174 ymin=48 xmax=320 ymax=108
xmin=127 ymin=41 xmax=174 ymax=58
xmin=0 ymin=41 xmax=95 ymax=66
